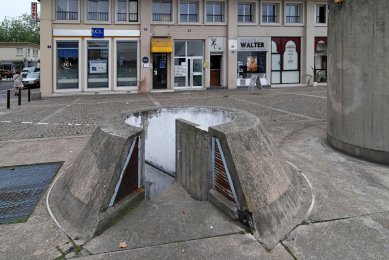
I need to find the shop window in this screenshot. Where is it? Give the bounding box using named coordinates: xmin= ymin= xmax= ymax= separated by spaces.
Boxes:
xmin=117 ymin=0 xmax=138 ymax=22
xmin=314 ymin=38 xmax=327 ymax=83
xmin=316 ymin=4 xmax=327 ymax=24
xmin=56 ymin=41 xmax=79 ymax=90
xmin=262 ymin=2 xmax=279 ymax=24
xmin=87 ymin=41 xmax=109 ymax=89
xmin=87 ymin=0 xmax=109 ymax=21
xmin=180 ymin=1 xmax=199 ymax=22
xmin=237 ymin=52 xmax=266 ymax=86
xmin=271 ymin=37 xmax=300 ymax=84
xmin=285 ymin=3 xmax=302 ymax=24
xmin=206 ymin=2 xmax=224 ymax=23
xmin=116 ymin=41 xmax=138 ymax=87
xmin=152 ymin=0 xmax=172 ymax=22
xmin=56 ymin=0 xmax=79 ymax=20
xmin=238 ymin=3 xmax=254 ymax=23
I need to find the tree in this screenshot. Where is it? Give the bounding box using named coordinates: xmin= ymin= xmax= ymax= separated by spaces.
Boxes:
xmin=0 ymin=14 xmax=39 ymax=44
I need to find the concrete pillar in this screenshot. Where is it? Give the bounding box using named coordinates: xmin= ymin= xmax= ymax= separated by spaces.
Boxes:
xmin=227 ymin=0 xmax=238 ymax=90
xmin=327 ymin=0 xmax=389 ymax=164
xmin=139 ymin=0 xmax=152 ymax=92
xmin=304 ymin=0 xmax=315 ymax=84
xmin=39 ymin=0 xmax=53 ymax=97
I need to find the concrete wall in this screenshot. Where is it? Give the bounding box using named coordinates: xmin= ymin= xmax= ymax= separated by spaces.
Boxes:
xmin=327 ymin=0 xmax=389 ymax=164
xmin=176 ymin=119 xmax=212 ymax=201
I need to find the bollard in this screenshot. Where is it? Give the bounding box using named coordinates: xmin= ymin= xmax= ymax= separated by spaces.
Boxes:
xmin=28 ymin=89 xmax=31 ymax=102
xmin=7 ymin=90 xmax=10 ymax=109
xmin=18 ymin=90 xmax=21 ymax=106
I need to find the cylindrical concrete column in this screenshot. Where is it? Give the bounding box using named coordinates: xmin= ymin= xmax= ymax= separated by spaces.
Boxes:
xmin=327 ymin=0 xmax=389 ymax=164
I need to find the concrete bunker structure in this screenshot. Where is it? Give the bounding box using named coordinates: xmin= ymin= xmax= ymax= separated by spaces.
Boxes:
xmin=51 ymin=107 xmax=310 ymax=247
xmin=327 ymin=0 xmax=389 ymax=164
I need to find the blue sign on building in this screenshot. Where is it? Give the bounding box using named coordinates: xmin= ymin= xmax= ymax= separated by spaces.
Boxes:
xmin=92 ymin=28 xmax=104 ymax=38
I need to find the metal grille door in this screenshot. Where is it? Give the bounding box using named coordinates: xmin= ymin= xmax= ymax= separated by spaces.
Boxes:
xmin=212 ymin=138 xmax=239 ymax=206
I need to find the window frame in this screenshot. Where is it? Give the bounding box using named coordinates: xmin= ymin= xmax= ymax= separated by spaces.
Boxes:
xmin=205 ymin=1 xmax=226 ymax=24
xmin=152 ymin=0 xmax=174 ymax=24
xmin=315 ymin=3 xmax=327 ymax=26
xmin=54 ymin=0 xmax=80 ymax=23
xmin=237 ymin=2 xmax=256 ymax=24
xmin=16 ymin=48 xmax=23 ymax=56
xmin=85 ymin=0 xmax=111 ymax=24
xmin=260 ymin=1 xmax=281 ymax=26
xmin=284 ymin=2 xmax=304 ymax=26
xmin=115 ymin=0 xmax=139 ymax=24
xmin=178 ymin=0 xmax=202 ymax=24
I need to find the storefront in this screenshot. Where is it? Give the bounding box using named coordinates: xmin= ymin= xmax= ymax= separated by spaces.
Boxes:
xmin=209 ymin=37 xmax=225 ymax=88
xmin=151 ymin=38 xmax=173 ymax=90
xmin=236 ymin=37 xmax=270 ymax=87
xmin=271 ymin=37 xmax=301 ymax=84
xmin=53 ymin=29 xmax=140 ymax=92
xmin=174 ymin=40 xmax=204 ymax=89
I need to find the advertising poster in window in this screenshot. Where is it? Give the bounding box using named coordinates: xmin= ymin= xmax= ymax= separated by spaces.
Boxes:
xmin=283 ymin=41 xmax=298 ymax=70
xmin=89 ymin=60 xmax=107 ymax=74
xmin=247 ymin=56 xmax=257 ymax=72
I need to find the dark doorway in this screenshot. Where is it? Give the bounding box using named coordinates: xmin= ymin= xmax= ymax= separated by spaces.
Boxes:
xmin=153 ymin=53 xmax=168 ymax=89
xmin=210 ymin=55 xmax=222 ymax=87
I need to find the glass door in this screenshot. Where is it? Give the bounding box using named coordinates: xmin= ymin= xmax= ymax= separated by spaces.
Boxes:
xmin=153 ymin=53 xmax=168 ymax=89
xmin=190 ymin=57 xmax=203 ymax=87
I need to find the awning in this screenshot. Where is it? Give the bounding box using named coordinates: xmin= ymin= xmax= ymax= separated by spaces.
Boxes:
xmin=151 ymin=38 xmax=173 ymax=53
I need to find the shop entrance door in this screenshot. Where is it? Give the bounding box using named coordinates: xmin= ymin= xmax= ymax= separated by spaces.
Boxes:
xmin=210 ymin=55 xmax=222 ymax=87
xmin=188 ymin=57 xmax=203 ymax=87
xmin=153 ymin=53 xmax=168 ymax=89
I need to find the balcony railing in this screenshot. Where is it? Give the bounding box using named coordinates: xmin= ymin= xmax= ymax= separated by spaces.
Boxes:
xmin=152 ymin=13 xmax=172 ymax=22
xmin=207 ymin=14 xmax=224 ymax=23
xmin=286 ymin=15 xmax=301 ymax=23
xmin=262 ymin=15 xmax=277 ymax=23
xmin=117 ymin=13 xmax=138 ymax=22
xmin=238 ymin=15 xmax=253 ymax=23
xmin=56 ymin=11 xmax=78 ymax=20
xmin=88 ymin=12 xmax=109 ymax=21
xmin=180 ymin=14 xmax=198 ymax=22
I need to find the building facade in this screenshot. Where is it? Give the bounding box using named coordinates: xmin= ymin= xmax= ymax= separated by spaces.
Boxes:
xmin=39 ymin=0 xmax=327 ymax=96
xmin=0 ymin=42 xmax=40 ymax=72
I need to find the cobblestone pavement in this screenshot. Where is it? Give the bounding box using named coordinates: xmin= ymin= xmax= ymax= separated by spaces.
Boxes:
xmin=0 ymin=87 xmax=327 ymax=141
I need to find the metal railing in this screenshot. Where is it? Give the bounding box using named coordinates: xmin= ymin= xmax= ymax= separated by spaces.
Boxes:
xmin=56 ymin=11 xmax=78 ymax=20
xmin=117 ymin=13 xmax=138 ymax=22
xmin=286 ymin=15 xmax=301 ymax=23
xmin=88 ymin=12 xmax=109 ymax=21
xmin=262 ymin=15 xmax=277 ymax=23
xmin=152 ymin=13 xmax=172 ymax=22
xmin=180 ymin=14 xmax=198 ymax=22
xmin=207 ymin=14 xmax=224 ymax=23
xmin=238 ymin=15 xmax=253 ymax=23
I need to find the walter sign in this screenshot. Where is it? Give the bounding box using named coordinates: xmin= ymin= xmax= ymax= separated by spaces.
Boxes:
xmin=238 ymin=37 xmax=269 ymax=52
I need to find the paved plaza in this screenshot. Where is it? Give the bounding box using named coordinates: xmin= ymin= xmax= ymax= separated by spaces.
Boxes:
xmin=0 ymin=86 xmax=388 ymax=259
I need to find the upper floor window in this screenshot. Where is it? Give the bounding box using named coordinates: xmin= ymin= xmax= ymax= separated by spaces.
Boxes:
xmin=238 ymin=3 xmax=254 ymax=23
xmin=180 ymin=1 xmax=199 ymax=22
xmin=16 ymin=48 xmax=23 ymax=55
xmin=152 ymin=0 xmax=172 ymax=22
xmin=56 ymin=0 xmax=78 ymax=20
xmin=262 ymin=3 xmax=279 ymax=24
xmin=285 ymin=3 xmax=302 ymax=24
xmin=88 ymin=0 xmax=109 ymax=21
xmin=117 ymin=0 xmax=138 ymax=22
xmin=316 ymin=4 xmax=327 ymax=24
xmin=28 ymin=49 xmax=31 ymax=56
xmin=206 ymin=2 xmax=224 ymax=23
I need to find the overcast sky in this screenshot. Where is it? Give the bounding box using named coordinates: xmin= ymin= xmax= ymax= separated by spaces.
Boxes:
xmin=0 ymin=0 xmax=38 ymax=21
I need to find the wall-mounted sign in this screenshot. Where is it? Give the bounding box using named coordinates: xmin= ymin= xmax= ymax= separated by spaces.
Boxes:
xmin=209 ymin=37 xmax=225 ymax=52
xmin=142 ymin=56 xmax=149 ymax=63
xmin=228 ymin=39 xmax=238 ymax=51
xmin=31 ymin=2 xmax=37 ymax=26
xmin=92 ymin=28 xmax=104 ymax=38
xmin=89 ymin=60 xmax=107 ymax=74
xmin=238 ymin=37 xmax=270 ymax=52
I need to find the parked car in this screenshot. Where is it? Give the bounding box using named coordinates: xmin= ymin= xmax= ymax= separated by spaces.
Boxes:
xmin=22 ymin=72 xmax=40 ymax=88
xmin=21 ymin=67 xmax=40 ymax=78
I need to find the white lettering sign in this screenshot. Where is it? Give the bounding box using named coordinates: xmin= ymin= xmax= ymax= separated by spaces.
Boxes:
xmin=283 ymin=41 xmax=298 ymax=70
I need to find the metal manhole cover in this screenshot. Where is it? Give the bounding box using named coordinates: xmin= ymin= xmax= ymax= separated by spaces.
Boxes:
xmin=0 ymin=162 xmax=62 ymax=224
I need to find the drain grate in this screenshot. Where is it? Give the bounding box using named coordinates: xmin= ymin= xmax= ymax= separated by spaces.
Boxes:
xmin=0 ymin=162 xmax=62 ymax=224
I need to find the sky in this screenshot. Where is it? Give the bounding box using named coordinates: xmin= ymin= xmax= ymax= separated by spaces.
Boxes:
xmin=0 ymin=0 xmax=38 ymax=21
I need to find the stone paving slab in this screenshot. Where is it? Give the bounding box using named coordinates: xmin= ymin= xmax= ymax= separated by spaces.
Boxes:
xmin=80 ymin=234 xmax=292 ymax=260
xmin=283 ymin=212 xmax=389 ymax=260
